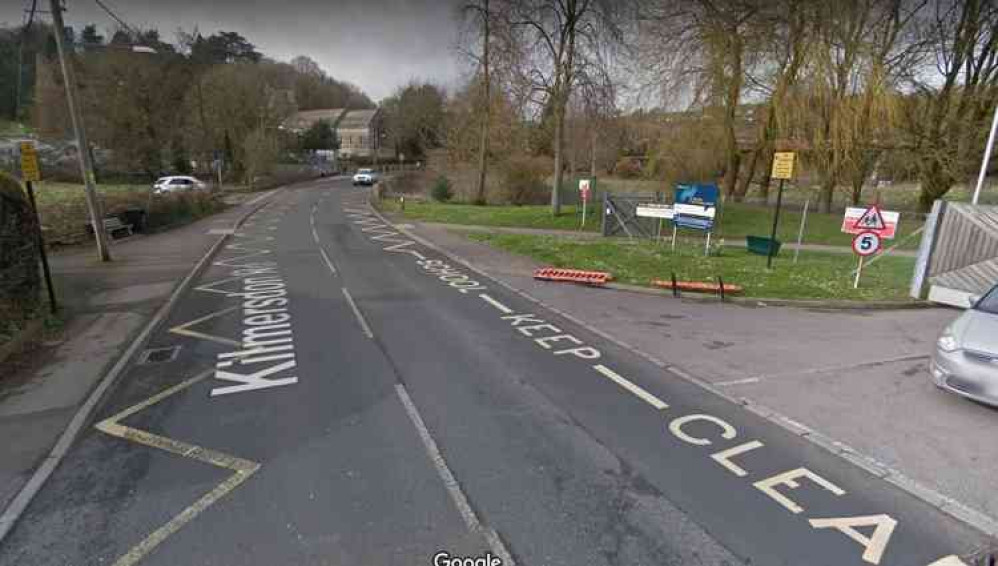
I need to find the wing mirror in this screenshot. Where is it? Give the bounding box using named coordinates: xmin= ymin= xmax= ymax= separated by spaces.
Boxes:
xmin=967 ymin=294 xmax=980 ymax=308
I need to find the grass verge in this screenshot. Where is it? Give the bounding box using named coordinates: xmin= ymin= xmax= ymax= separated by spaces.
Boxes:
xmin=467 ymin=232 xmax=916 ymax=301
xmin=379 ymin=199 xmax=924 ymax=249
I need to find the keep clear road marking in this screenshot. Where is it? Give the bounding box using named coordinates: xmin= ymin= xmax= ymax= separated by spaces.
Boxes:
xmin=479 ymin=293 xmax=513 ymax=314
xmin=593 ymin=363 xmax=669 ymax=410
xmin=394 ymin=382 xmax=516 ymax=566
xmin=95 ymin=369 xmax=260 ymax=566
xmin=341 ymin=287 xmax=374 ymax=338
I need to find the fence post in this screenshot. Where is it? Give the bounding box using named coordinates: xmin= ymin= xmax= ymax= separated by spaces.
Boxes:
xmin=910 ymin=199 xmax=946 ymax=300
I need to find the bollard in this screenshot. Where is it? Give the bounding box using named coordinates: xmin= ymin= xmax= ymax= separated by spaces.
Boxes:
xmin=718 ymin=275 xmax=725 ymax=302
xmin=671 ymin=272 xmax=679 ymax=298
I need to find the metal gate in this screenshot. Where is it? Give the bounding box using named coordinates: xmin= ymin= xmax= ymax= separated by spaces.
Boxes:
xmin=601 ymin=192 xmax=666 ymax=238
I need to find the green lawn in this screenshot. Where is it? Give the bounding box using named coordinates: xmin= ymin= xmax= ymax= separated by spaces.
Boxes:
xmin=31 ymin=181 xmax=151 ymax=207
xmin=379 ymin=199 xmax=925 ymax=249
xmin=467 ymin=232 xmax=916 ymax=301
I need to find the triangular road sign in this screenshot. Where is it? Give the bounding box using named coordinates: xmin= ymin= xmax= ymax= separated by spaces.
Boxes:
xmin=853 ymin=205 xmax=886 ymax=231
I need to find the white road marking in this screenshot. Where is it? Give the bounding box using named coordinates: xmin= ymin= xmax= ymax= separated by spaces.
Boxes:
xmin=713 ymin=377 xmax=762 ymax=387
xmin=341 ymin=287 xmax=374 ymax=338
xmin=312 ymin=225 xmax=320 ymax=244
xmin=319 ymin=247 xmax=338 ymax=276
xmin=394 ymin=383 xmax=515 ymax=565
xmin=593 ymin=364 xmax=669 ymax=410
xmin=479 ymin=293 xmax=513 ymax=314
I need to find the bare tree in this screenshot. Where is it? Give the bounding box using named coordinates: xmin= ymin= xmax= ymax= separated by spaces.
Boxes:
xmin=636 ymin=0 xmax=762 ymax=201
xmin=495 ymin=0 xmax=625 ymax=215
xmin=903 ymin=0 xmax=998 ymax=211
xmin=459 ymin=0 xmax=494 ymax=204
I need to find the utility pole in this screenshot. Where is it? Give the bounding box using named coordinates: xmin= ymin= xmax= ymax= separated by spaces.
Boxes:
xmin=972 ymin=101 xmax=998 ymax=205
xmin=49 ymin=0 xmax=111 ymax=261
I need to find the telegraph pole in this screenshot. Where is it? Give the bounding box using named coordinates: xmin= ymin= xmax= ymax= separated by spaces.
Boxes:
xmin=49 ymin=0 xmax=111 ymax=261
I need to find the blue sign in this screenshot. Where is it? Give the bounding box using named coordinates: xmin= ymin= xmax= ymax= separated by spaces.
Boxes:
xmin=673 ymin=215 xmax=714 ymax=231
xmin=675 ymin=183 xmax=719 ymax=207
xmin=673 ymin=183 xmax=718 ymax=232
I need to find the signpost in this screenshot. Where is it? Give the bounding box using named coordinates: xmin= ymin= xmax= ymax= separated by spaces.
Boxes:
xmin=672 ymin=183 xmax=719 ymax=255
xmin=843 ymin=204 xmax=899 ymax=289
xmin=579 ymin=178 xmax=592 ymax=229
xmin=851 ymin=231 xmax=882 ymax=288
xmin=767 ymin=152 xmax=795 ymax=268
xmin=19 ymin=141 xmax=57 ymax=313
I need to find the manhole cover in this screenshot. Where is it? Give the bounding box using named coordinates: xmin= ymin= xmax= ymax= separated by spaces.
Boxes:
xmin=138 ymin=346 xmax=181 ymax=365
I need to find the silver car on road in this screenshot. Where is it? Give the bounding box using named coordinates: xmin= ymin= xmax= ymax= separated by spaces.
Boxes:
xmin=931 ymin=283 xmax=998 ymax=407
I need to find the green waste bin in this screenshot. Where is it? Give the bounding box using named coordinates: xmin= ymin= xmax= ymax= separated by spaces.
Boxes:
xmin=746 ymin=235 xmax=781 ymax=256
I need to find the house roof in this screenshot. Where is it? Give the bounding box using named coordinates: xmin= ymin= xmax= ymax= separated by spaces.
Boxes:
xmin=336 ymin=109 xmax=379 ymax=130
xmin=285 ymin=109 xmax=346 ymax=131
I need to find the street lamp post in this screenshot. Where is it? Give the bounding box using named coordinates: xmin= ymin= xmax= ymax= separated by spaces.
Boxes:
xmin=49 ymin=0 xmax=111 ymax=261
xmin=972 ymin=101 xmax=998 ymax=205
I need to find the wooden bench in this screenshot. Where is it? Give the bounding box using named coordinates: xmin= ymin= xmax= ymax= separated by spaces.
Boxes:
xmin=89 ymin=216 xmax=134 ymax=239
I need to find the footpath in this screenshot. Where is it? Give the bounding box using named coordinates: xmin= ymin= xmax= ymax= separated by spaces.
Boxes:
xmin=400 ymin=220 xmax=998 ymax=542
xmin=0 ymin=189 xmax=278 ymax=523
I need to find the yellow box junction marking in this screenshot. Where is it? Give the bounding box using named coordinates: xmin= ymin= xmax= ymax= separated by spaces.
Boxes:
xmin=95 ymin=369 xmax=260 ymax=566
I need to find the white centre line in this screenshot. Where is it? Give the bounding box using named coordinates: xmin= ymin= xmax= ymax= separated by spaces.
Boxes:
xmin=312 ymin=225 xmax=320 ymax=244
xmin=319 ymin=247 xmax=338 ymax=276
xmin=341 ymin=287 xmax=374 ymax=338
xmin=593 ymin=364 xmax=669 ymax=410
xmin=478 ymin=293 xmax=513 ymax=314
xmin=394 ymin=383 xmax=515 ymax=565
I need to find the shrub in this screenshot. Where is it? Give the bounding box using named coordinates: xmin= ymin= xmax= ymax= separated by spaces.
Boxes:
xmin=431 ymin=175 xmax=453 ymax=202
xmin=614 ymin=157 xmax=643 ymax=179
xmin=499 ymin=156 xmax=549 ymax=205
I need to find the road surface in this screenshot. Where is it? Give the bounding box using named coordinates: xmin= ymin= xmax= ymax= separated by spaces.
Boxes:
xmin=0 ymin=178 xmax=990 ymax=566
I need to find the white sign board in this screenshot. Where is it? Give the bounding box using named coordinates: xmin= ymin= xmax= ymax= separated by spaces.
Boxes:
xmin=673 ymin=203 xmax=716 ymax=219
xmin=841 ymin=206 xmax=900 ymax=239
xmin=636 ymin=204 xmax=674 ymax=219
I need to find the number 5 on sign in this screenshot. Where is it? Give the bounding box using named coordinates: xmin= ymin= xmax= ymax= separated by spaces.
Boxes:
xmin=851 ymin=231 xmax=881 ymax=288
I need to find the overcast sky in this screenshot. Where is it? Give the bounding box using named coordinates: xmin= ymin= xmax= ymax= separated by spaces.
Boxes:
xmin=1 ymin=0 xmax=467 ymax=102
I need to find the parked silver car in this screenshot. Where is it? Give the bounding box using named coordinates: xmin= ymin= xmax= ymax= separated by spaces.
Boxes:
xmin=931 ymin=283 xmax=998 ymax=406
xmin=153 ymin=175 xmax=207 ymax=194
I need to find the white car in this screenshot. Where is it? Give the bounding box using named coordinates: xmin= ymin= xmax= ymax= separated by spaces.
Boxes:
xmin=352 ymin=168 xmax=377 ymax=186
xmin=153 ymin=176 xmax=208 ymax=194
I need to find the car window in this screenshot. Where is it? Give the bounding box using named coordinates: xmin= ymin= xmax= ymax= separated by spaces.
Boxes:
xmin=358 ymin=169 xmax=372 ymax=174
xmin=171 ymin=179 xmax=192 ymax=185
xmin=974 ymin=286 xmax=998 ymax=314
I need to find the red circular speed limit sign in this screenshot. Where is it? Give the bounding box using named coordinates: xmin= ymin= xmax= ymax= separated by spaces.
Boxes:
xmin=852 ymin=231 xmax=881 ymax=256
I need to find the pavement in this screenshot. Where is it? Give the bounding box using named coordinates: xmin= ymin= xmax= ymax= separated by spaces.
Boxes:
xmin=0 ymin=188 xmax=277 ymax=518
xmin=420 ymin=222 xmax=920 ymax=258
xmin=0 ymin=178 xmax=991 ymax=565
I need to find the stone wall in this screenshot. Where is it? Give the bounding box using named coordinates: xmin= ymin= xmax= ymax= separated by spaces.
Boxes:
xmin=0 ymin=173 xmax=41 ymax=338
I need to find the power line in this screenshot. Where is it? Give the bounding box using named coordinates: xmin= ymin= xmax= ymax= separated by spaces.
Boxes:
xmin=93 ymin=0 xmax=137 ymax=36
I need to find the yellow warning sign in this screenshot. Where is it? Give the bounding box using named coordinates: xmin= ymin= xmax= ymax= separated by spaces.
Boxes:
xmin=771 ymin=151 xmax=795 ymax=180
xmin=19 ymin=142 xmax=41 ymax=182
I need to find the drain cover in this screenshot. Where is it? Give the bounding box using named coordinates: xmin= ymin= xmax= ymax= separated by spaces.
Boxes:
xmin=138 ymin=346 xmax=181 ymax=365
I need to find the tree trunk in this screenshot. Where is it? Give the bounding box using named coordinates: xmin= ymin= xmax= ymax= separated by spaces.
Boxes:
xmin=473 ymin=0 xmax=490 ymax=206
xmin=818 ymin=176 xmax=835 ymax=213
xmin=723 ymin=152 xmax=741 ymax=201
xmin=551 ymin=95 xmax=565 ymax=215
xmin=917 ymin=159 xmax=953 ymax=213
xmin=736 ymin=148 xmax=760 ymax=201
xmin=590 ymin=128 xmax=597 ymax=179
xmin=759 ymin=151 xmax=773 ymax=203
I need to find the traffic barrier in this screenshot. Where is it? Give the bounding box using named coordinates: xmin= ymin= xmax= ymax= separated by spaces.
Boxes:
xmin=533 ymin=267 xmax=612 ymax=286
xmin=651 ymin=279 xmax=743 ymax=294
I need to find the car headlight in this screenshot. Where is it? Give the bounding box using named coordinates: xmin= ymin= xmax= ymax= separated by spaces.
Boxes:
xmin=937 ymin=334 xmax=959 ymax=353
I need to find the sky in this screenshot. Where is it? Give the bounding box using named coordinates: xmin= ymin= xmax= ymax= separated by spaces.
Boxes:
xmin=1 ymin=0 xmax=467 ymax=102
